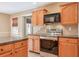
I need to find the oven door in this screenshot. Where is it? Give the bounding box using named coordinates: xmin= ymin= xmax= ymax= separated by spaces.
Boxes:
xmin=40 ymin=39 xmax=58 ymax=55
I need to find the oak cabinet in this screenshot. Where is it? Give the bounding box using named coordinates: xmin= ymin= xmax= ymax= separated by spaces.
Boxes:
xmin=14 ymin=40 xmax=28 ymax=57
xmin=33 ymin=36 xmax=40 ymax=53
xmin=37 ymin=9 xmax=47 ymax=25
xmin=59 ymin=37 xmax=78 ymax=57
xmin=78 ymin=39 xmax=79 ymax=56
xmin=0 ymin=44 xmax=13 ymax=55
xmin=28 ymin=36 xmax=33 ymax=51
xmin=32 ymin=11 xmax=37 ymax=26
xmin=14 ymin=47 xmax=28 ymax=57
xmin=61 ymin=3 xmax=78 ymax=24
xmin=28 ymin=35 xmax=40 ymax=53
xmin=0 ymin=39 xmax=28 ymax=57
xmin=0 ymin=51 xmax=14 ymax=57
xmin=14 ymin=40 xmax=27 ymax=49
xmin=32 ymin=8 xmax=47 ymax=26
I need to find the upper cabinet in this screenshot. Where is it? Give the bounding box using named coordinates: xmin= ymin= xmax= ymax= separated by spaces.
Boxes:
xmin=61 ymin=3 xmax=78 ymax=25
xmin=32 ymin=11 xmax=37 ymax=26
xmin=32 ymin=8 xmax=48 ymax=26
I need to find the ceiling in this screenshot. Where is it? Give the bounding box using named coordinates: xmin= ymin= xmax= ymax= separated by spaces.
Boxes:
xmin=0 ymin=2 xmax=50 ymax=14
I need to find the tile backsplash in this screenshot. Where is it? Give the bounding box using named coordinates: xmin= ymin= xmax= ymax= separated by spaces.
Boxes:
xmin=62 ymin=24 xmax=78 ymax=36
xmin=33 ymin=23 xmax=63 ymax=35
xmin=33 ymin=24 xmax=78 ymax=36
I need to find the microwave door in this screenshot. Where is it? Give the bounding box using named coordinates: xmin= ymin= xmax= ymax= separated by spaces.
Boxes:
xmin=50 ymin=17 xmax=55 ymax=22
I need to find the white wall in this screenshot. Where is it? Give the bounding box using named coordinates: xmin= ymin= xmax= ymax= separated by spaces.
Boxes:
xmin=0 ymin=13 xmax=10 ymax=37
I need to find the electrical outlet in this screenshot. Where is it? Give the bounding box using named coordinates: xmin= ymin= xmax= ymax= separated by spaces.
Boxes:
xmin=68 ymin=27 xmax=72 ymax=31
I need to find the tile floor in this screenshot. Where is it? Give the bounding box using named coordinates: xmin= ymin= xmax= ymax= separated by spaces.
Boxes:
xmin=28 ymin=52 xmax=40 ymax=57
xmin=28 ymin=51 xmax=57 ymax=57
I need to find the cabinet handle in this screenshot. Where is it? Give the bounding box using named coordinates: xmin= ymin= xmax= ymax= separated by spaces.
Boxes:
xmin=1 ymin=49 xmax=3 ymax=51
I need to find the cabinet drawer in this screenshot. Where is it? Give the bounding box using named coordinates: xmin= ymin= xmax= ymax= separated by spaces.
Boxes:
xmin=14 ymin=47 xmax=28 ymax=57
xmin=0 ymin=44 xmax=13 ymax=54
xmin=59 ymin=38 xmax=78 ymax=44
xmin=0 ymin=51 xmax=14 ymax=57
xmin=14 ymin=40 xmax=28 ymax=49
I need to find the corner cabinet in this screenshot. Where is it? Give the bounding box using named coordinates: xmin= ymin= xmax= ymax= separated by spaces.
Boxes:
xmin=61 ymin=3 xmax=78 ymax=25
xmin=32 ymin=8 xmax=48 ymax=26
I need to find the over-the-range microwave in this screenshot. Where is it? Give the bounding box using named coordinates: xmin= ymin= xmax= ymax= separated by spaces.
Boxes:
xmin=44 ymin=13 xmax=61 ymax=23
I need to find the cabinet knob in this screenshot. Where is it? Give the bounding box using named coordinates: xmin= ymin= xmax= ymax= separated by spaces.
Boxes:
xmin=1 ymin=49 xmax=3 ymax=51
xmin=15 ymin=51 xmax=17 ymax=53
xmin=10 ymin=53 xmax=12 ymax=55
xmin=21 ymin=43 xmax=23 ymax=45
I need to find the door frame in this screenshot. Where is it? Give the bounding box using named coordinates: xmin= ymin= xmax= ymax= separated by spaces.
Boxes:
xmin=22 ymin=13 xmax=32 ymax=37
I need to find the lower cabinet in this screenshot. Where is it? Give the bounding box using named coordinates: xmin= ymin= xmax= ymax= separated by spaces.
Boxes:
xmin=0 ymin=51 xmax=14 ymax=57
xmin=28 ymin=35 xmax=40 ymax=53
xmin=33 ymin=36 xmax=40 ymax=53
xmin=0 ymin=44 xmax=14 ymax=55
xmin=0 ymin=39 xmax=28 ymax=57
xmin=59 ymin=37 xmax=78 ymax=57
xmin=14 ymin=47 xmax=28 ymax=57
xmin=59 ymin=43 xmax=78 ymax=57
xmin=28 ymin=36 xmax=33 ymax=51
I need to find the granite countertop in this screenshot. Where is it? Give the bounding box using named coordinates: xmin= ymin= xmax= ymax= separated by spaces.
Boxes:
xmin=0 ymin=36 xmax=28 ymax=45
xmin=28 ymin=34 xmax=79 ymax=39
xmin=60 ymin=35 xmax=79 ymax=39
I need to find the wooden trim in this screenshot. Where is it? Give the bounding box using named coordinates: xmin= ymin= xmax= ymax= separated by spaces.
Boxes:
xmin=60 ymin=2 xmax=78 ymax=7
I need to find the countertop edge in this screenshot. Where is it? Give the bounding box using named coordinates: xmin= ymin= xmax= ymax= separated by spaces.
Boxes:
xmin=59 ymin=36 xmax=79 ymax=39
xmin=0 ymin=38 xmax=28 ymax=46
xmin=28 ymin=34 xmax=78 ymax=39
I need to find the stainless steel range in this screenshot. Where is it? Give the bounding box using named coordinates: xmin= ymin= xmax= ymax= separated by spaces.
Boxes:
xmin=40 ymin=28 xmax=63 ymax=57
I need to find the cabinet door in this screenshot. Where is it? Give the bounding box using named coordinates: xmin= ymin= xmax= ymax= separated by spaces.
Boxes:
xmin=38 ymin=9 xmax=47 ymax=25
xmin=61 ymin=3 xmax=78 ymax=24
xmin=28 ymin=38 xmax=33 ymax=51
xmin=78 ymin=39 xmax=79 ymax=56
xmin=14 ymin=47 xmax=28 ymax=57
xmin=59 ymin=38 xmax=78 ymax=57
xmin=0 ymin=51 xmax=14 ymax=57
xmin=59 ymin=43 xmax=78 ymax=57
xmin=37 ymin=10 xmax=44 ymax=25
xmin=33 ymin=36 xmax=40 ymax=53
xmin=32 ymin=11 xmax=37 ymax=26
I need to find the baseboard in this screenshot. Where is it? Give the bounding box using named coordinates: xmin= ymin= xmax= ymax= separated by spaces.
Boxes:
xmin=29 ymin=50 xmax=40 ymax=54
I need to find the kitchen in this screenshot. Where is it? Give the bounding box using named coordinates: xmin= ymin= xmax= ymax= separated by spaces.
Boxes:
xmin=0 ymin=2 xmax=78 ymax=57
